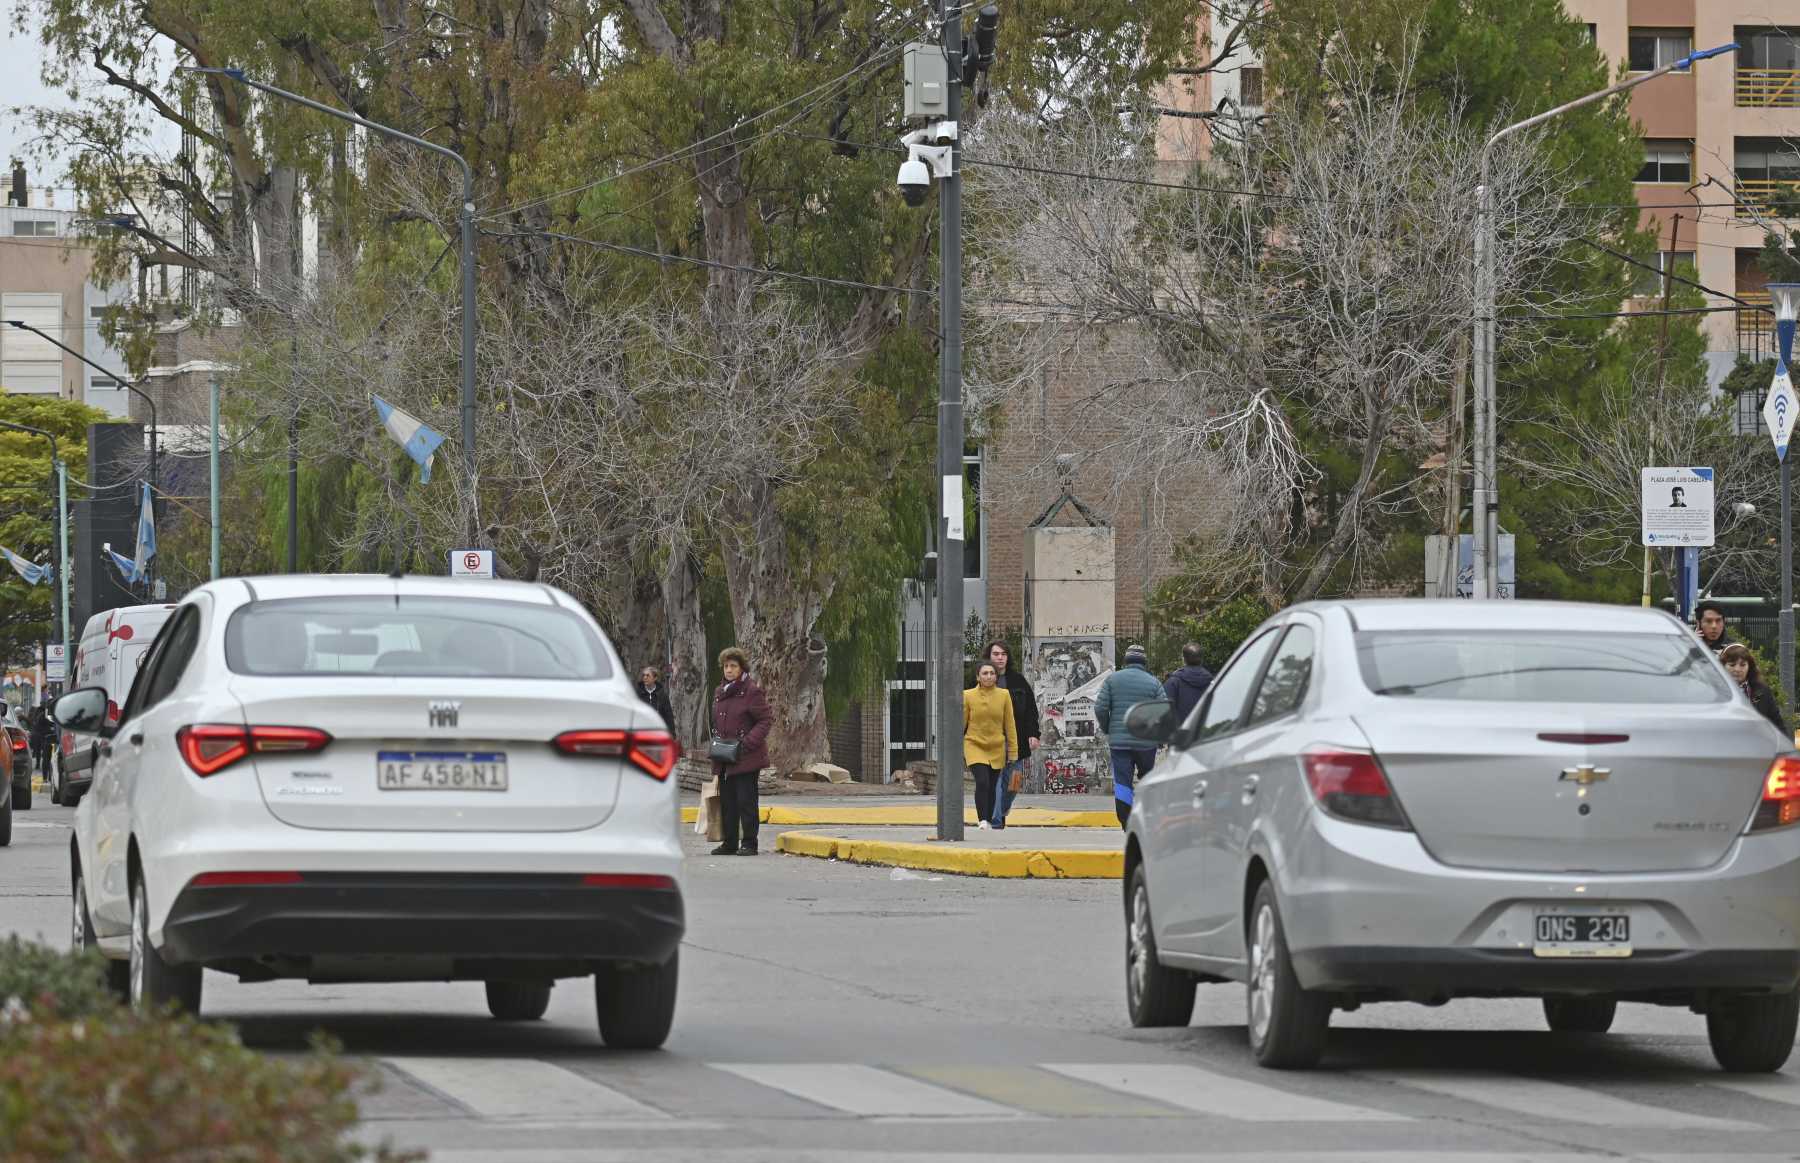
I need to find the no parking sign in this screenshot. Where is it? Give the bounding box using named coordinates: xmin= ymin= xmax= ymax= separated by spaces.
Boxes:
xmin=449 ymin=549 xmax=495 ymax=579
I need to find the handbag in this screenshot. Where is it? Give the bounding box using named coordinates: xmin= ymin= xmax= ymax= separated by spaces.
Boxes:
xmin=708 ymin=735 xmax=743 ymax=766
xmin=1008 ymin=766 xmax=1024 ymax=793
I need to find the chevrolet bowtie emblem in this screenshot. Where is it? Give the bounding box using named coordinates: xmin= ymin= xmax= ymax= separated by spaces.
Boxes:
xmin=1559 ymin=764 xmax=1611 ymax=785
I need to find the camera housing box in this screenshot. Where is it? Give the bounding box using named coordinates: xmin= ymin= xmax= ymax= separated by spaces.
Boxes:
xmin=904 ymin=42 xmax=950 ymax=119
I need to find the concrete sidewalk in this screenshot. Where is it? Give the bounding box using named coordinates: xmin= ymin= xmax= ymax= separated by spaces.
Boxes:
xmin=773 ymin=824 xmax=1124 ymax=879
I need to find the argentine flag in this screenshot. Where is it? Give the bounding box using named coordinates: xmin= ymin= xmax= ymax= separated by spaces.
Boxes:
xmin=105 ymin=543 xmax=140 ymax=584
xmin=132 ymin=481 xmax=155 ymax=582
xmin=373 ymin=395 xmax=447 ymax=484
xmin=0 ymin=546 xmax=48 ymax=586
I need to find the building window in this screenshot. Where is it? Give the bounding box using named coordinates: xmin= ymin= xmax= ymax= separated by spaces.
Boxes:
xmin=10 ymin=219 xmax=56 ymax=237
xmin=1637 ymin=140 xmax=1692 ymax=183
xmin=89 ymin=376 xmax=122 ymax=390
xmin=962 ymin=454 xmax=982 ymax=580
xmin=1240 ymin=66 xmax=1265 ymax=107
xmin=1739 ymin=27 xmax=1800 ymax=70
xmin=1738 ymin=27 xmax=1800 ymax=107
xmin=89 ymin=306 xmax=108 ymax=319
xmin=1585 ymin=24 xmax=1597 ymax=46
xmin=1633 ymin=250 xmax=1695 ymax=297
xmin=1629 ymin=28 xmax=1693 ymax=72
xmin=1737 ymin=386 xmax=1767 ymax=436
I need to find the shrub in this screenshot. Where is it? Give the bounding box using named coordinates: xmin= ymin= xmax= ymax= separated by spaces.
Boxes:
xmin=1148 ymin=596 xmax=1274 ymax=675
xmin=0 ymin=935 xmax=120 ymax=1021
xmin=0 ymin=939 xmax=420 ymax=1163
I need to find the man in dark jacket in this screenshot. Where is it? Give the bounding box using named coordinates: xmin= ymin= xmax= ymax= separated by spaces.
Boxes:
xmin=1095 ymin=645 xmax=1166 ymax=829
xmin=1163 ymin=642 xmax=1213 ymax=727
xmin=634 ymin=665 xmax=677 ymax=736
xmin=1696 ymin=601 xmax=1729 ymax=655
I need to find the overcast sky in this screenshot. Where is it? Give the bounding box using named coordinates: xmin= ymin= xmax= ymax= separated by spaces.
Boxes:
xmin=2 ymin=18 xmax=179 ymax=207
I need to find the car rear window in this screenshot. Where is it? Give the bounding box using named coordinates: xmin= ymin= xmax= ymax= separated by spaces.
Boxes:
xmin=225 ymin=596 xmax=611 ymax=680
xmin=1354 ymin=630 xmax=1730 ymax=704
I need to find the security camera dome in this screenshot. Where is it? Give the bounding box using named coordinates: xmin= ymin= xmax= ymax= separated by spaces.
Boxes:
xmin=897 ymin=156 xmax=931 ymax=207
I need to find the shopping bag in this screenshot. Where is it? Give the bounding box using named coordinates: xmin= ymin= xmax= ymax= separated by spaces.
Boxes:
xmin=700 ymin=776 xmax=724 ymax=841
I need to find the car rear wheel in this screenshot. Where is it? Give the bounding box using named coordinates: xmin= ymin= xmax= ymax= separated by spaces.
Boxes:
xmin=73 ymin=868 xmax=128 ymax=999
xmin=1543 ymin=996 xmax=1616 ymax=1034
xmin=594 ymin=950 xmax=678 ymax=1050
xmin=0 ymin=787 xmax=11 ymax=847
xmin=1125 ymin=865 xmax=1195 ymax=1027
xmin=486 ymin=980 xmax=553 ymax=1021
xmin=129 ymin=878 xmax=201 ymax=1015
xmin=1707 ymin=991 xmax=1800 ymax=1073
xmin=1246 ymin=880 xmax=1331 ymax=1070
xmin=14 ymin=778 xmax=29 ymax=811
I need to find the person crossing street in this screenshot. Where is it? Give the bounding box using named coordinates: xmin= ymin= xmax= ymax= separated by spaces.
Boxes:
xmin=1094 ymin=645 xmax=1164 ymax=829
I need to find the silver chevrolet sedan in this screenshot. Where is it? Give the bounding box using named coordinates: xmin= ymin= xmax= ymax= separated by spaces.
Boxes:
xmin=1120 ymin=600 xmax=1800 ymax=1072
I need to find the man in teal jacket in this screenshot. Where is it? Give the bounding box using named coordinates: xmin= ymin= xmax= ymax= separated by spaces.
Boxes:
xmin=1093 ymin=644 xmax=1166 ymax=829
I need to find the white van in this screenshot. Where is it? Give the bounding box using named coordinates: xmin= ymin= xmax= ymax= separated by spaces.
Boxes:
xmin=54 ymin=603 xmax=177 ymax=805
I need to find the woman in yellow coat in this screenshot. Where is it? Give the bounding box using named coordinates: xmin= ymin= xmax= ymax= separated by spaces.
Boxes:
xmin=963 ymin=662 xmax=1018 ymax=831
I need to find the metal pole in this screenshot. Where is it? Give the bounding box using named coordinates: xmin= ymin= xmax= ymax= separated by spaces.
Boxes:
xmin=1780 ymin=314 xmax=1797 ymax=721
xmin=935 ymin=0 xmax=966 ymax=842
xmin=210 ymin=375 xmax=221 ymax=580
xmin=288 ymin=414 xmax=299 ymax=571
xmin=1471 ymin=42 xmax=1738 ymax=598
xmin=1471 ymin=178 xmax=1492 ymax=600
xmin=185 ymin=67 xmax=481 ymax=544
xmin=56 ymin=459 xmax=68 ymax=652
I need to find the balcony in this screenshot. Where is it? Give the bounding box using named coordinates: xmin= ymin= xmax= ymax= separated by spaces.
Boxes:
xmin=1738 ymin=68 xmax=1800 ymax=107
xmin=1739 ymin=290 xmax=1774 ymax=359
xmin=1733 ymin=179 xmax=1800 ymax=219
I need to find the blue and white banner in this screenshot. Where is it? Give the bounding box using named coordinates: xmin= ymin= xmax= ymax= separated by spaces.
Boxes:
xmin=372 ymin=395 xmax=447 ymax=484
xmin=0 ymin=546 xmax=48 ymax=586
xmin=132 ymin=481 xmax=155 ymax=581
xmin=105 ymin=545 xmax=140 ymax=584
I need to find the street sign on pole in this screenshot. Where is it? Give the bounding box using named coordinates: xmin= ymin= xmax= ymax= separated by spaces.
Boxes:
xmin=1765 ymin=366 xmax=1797 ymax=460
xmin=44 ymin=643 xmax=66 ymax=684
xmin=1641 ymin=467 xmax=1715 ymax=547
xmin=449 ymin=549 xmax=495 ymax=579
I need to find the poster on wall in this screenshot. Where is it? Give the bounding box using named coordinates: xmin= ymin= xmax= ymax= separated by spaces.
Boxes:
xmin=1025 ymin=638 xmax=1113 ymax=795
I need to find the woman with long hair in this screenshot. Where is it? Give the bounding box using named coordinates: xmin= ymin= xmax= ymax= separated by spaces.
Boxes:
xmin=983 ymin=640 xmax=1039 ymax=828
xmin=1721 ymin=643 xmax=1789 ymax=737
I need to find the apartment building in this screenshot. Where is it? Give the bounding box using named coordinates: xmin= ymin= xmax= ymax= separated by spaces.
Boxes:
xmin=1566 ymin=1 xmax=1800 ymax=409
xmin=0 ymin=167 xmax=134 ymax=417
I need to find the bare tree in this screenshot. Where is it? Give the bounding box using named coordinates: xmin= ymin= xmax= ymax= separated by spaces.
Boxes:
xmin=966 ymin=55 xmax=1586 ymax=605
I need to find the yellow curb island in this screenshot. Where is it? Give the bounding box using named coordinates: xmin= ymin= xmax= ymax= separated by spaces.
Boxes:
xmin=680 ymin=805 xmax=1115 ymax=829
xmin=774 ymin=830 xmax=1123 ymax=879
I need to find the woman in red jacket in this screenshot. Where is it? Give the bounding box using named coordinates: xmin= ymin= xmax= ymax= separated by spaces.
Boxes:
xmin=710 ymin=647 xmax=775 ymax=855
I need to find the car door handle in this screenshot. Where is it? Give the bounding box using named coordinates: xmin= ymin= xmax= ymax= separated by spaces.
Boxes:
xmin=1243 ymin=774 xmax=1260 ymax=799
xmin=1192 ymin=780 xmax=1209 ymax=804
xmin=128 ymin=732 xmax=144 ymax=747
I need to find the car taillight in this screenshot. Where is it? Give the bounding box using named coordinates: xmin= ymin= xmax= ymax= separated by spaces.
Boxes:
xmin=1302 ymin=747 xmax=1409 ymax=830
xmin=176 ymin=724 xmax=332 ymax=777
xmin=105 ymin=700 xmax=119 ymax=725
xmin=581 ymin=873 xmax=677 ymax=889
xmin=1751 ymin=755 xmax=1800 ymax=832
xmin=554 ymin=729 xmax=678 ymax=781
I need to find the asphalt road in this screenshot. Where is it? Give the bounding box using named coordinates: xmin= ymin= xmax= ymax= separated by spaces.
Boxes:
xmin=5 ymin=799 xmax=1800 ymax=1162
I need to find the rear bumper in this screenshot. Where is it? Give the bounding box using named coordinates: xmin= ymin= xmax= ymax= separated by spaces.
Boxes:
xmin=159 ymin=872 xmax=684 ymax=969
xmin=1294 ymin=946 xmax=1800 ymax=995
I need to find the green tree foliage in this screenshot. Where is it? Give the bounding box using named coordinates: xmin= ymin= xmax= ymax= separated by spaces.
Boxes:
xmin=0 ymin=396 xmax=106 ymax=665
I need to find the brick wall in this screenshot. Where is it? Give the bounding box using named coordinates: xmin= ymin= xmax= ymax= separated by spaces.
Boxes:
xmin=980 ymin=323 xmax=1231 ymax=633
xmin=826 ymin=700 xmax=863 ymax=779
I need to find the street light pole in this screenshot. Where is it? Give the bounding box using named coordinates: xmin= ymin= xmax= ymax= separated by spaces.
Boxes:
xmin=0 ymin=420 xmax=70 ymax=666
xmin=210 ymin=375 xmax=222 ymax=581
xmin=1769 ymin=284 xmax=1800 ymax=719
xmin=3 ymin=319 xmax=159 ymax=593
xmin=933 ymin=0 xmax=966 ymax=842
xmin=185 ymin=66 xmax=481 ymax=542
xmin=1470 ymin=41 xmax=1738 ymax=598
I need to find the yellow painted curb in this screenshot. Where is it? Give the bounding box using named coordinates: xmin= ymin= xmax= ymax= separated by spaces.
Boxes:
xmin=680 ymin=805 xmax=1113 ymax=828
xmin=773 ymin=830 xmax=1123 ymax=879
xmin=30 ymin=776 xmax=43 ymax=794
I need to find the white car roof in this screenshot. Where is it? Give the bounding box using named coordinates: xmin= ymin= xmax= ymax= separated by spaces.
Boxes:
xmin=1317 ymin=599 xmax=1687 ymax=635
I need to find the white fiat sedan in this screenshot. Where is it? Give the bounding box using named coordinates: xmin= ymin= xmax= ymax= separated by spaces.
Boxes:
xmin=55 ymin=574 xmax=683 ymax=1047
xmin=1122 ymin=600 xmax=1800 ymax=1072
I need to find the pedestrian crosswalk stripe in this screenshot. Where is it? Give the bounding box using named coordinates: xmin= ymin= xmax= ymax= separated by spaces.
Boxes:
xmin=1044 ymin=1064 xmax=1410 ymax=1122
xmin=384 ymin=1057 xmax=663 ymax=1120
xmin=1360 ymin=1071 xmax=1750 ymax=1130
xmin=711 ymin=1063 xmax=1021 ymax=1118
xmin=905 ymin=1065 xmax=1182 ymax=1117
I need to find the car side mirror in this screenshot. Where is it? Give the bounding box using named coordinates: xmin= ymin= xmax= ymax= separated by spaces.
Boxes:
xmin=52 ymin=687 xmax=110 ymax=736
xmin=1123 ymin=698 xmax=1175 ymax=746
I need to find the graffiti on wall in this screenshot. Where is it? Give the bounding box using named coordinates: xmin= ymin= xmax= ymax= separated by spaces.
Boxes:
xmin=1024 ymin=638 xmax=1112 ymax=794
